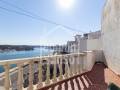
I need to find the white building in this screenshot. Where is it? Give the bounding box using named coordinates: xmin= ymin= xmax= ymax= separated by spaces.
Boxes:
xmin=67 ymin=41 xmax=76 ymax=53
xmin=80 ymin=31 xmax=102 ymax=52
xmin=67 ymin=31 xmax=102 ymax=53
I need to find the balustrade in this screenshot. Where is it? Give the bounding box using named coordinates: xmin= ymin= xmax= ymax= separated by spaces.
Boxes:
xmin=0 ymin=52 xmax=92 ymax=90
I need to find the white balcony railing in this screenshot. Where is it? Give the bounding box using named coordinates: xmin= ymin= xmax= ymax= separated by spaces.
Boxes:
xmin=0 ymin=51 xmax=95 ymax=90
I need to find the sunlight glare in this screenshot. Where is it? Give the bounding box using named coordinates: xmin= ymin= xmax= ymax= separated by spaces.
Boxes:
xmin=57 ymin=0 xmax=74 ymax=10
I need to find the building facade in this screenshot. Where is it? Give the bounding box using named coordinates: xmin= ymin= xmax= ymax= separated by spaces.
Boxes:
xmin=67 ymin=41 xmax=77 ymax=53
xmin=67 ymin=31 xmax=102 ymax=53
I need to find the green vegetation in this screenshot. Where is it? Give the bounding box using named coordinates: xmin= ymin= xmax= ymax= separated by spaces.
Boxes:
xmin=108 ymin=83 xmax=120 ymax=90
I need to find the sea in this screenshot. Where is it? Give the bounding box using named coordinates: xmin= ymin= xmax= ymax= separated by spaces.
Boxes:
xmin=0 ymin=48 xmax=53 ymax=73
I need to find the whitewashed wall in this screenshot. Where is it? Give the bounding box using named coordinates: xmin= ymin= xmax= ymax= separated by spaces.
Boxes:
xmin=80 ymin=38 xmax=102 ymax=52
xmin=102 ymin=0 xmax=120 ymax=74
xmin=93 ymin=50 xmax=106 ymax=64
xmin=83 ymin=51 xmax=96 ymax=72
xmin=80 ymin=39 xmax=87 ymax=52
xmin=86 ymin=38 xmax=102 ymax=51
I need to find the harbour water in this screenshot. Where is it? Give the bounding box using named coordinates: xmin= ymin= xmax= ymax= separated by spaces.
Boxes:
xmin=0 ymin=48 xmax=53 ymax=73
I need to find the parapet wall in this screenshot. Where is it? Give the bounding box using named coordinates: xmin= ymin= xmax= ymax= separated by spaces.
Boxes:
xmin=102 ymin=0 xmax=120 ymax=75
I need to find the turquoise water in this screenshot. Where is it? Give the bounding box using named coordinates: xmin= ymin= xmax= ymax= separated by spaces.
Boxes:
xmin=0 ymin=48 xmax=53 ymax=73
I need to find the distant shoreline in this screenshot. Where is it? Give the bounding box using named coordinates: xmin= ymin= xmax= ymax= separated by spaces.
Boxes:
xmin=0 ymin=45 xmax=34 ymax=52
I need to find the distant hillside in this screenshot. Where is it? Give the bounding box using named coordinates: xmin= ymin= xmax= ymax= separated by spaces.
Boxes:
xmin=0 ymin=45 xmax=34 ymax=51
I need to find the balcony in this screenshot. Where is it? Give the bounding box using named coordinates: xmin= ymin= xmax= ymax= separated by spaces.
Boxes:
xmin=0 ymin=51 xmax=120 ymax=90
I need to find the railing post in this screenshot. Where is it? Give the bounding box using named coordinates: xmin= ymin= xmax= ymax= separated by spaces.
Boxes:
xmin=4 ymin=63 xmax=10 ymax=90
xmin=64 ymin=55 xmax=68 ymax=78
xmin=53 ymin=56 xmax=57 ymax=82
xmin=73 ymin=54 xmax=77 ymax=75
xmin=69 ymin=55 xmax=73 ymax=77
xmin=45 ymin=58 xmax=50 ymax=85
xmin=28 ymin=60 xmax=34 ymax=90
xmin=37 ymin=59 xmax=43 ymax=89
xmin=59 ymin=56 xmax=63 ymax=80
xmin=77 ymin=53 xmax=81 ymax=74
xmin=80 ymin=55 xmax=84 ymax=73
xmin=17 ymin=63 xmax=23 ymax=90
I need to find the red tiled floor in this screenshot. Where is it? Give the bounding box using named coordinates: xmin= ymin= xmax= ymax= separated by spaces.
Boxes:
xmin=38 ymin=63 xmax=120 ymax=90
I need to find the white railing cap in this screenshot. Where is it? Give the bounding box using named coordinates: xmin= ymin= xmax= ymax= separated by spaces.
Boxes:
xmin=0 ymin=53 xmax=85 ymax=65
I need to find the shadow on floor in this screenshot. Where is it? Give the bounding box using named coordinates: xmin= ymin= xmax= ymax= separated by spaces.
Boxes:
xmin=40 ymin=63 xmax=108 ymax=90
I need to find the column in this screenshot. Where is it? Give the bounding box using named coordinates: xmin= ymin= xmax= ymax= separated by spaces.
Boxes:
xmin=28 ymin=60 xmax=34 ymax=90
xmin=4 ymin=63 xmax=10 ymax=90
xmin=59 ymin=56 xmax=63 ymax=80
xmin=37 ymin=59 xmax=43 ymax=89
xmin=45 ymin=58 xmax=50 ymax=85
xmin=17 ymin=63 xmax=23 ymax=90
xmin=53 ymin=56 xmax=57 ymax=82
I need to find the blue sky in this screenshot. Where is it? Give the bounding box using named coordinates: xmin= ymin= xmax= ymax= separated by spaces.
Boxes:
xmin=0 ymin=0 xmax=105 ymax=45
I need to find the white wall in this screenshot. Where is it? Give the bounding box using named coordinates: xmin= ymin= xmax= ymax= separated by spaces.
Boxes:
xmin=83 ymin=51 xmax=96 ymax=72
xmin=80 ymin=39 xmax=87 ymax=52
xmin=87 ymin=38 xmax=102 ymax=51
xmin=93 ymin=50 xmax=106 ymax=64
xmin=102 ymin=0 xmax=120 ymax=75
xmin=80 ymin=38 xmax=102 ymax=52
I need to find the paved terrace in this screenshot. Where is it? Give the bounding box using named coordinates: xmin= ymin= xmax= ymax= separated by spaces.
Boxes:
xmin=38 ymin=63 xmax=107 ymax=90
xmin=38 ymin=63 xmax=120 ymax=90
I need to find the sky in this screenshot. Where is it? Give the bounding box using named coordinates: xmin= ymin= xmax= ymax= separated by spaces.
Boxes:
xmin=0 ymin=0 xmax=105 ymax=45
